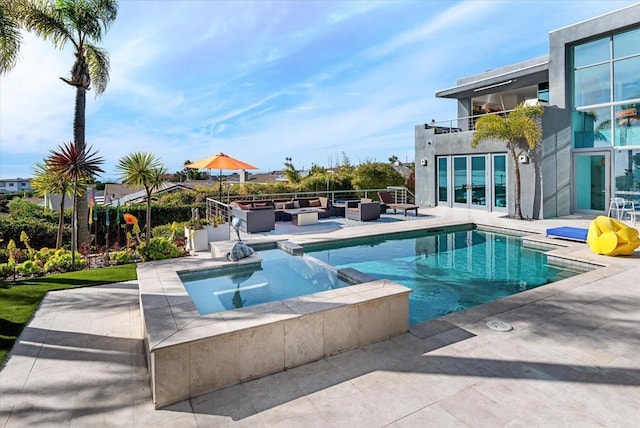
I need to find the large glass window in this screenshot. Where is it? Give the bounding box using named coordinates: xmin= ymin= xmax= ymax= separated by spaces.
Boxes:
xmin=493 ymin=155 xmax=506 ymax=208
xmin=574 ymin=64 xmax=610 ymax=107
xmin=613 ymin=149 xmax=640 ymax=206
xmin=471 ymin=156 xmax=486 ymax=206
xmin=572 ymin=108 xmax=612 ymax=148
xmin=614 ymin=56 xmax=640 ymax=101
xmin=572 ymin=26 xmax=640 ymax=148
xmin=614 ymin=105 xmax=640 ymax=146
xmin=613 ymin=28 xmax=640 ymax=59
xmin=453 ymin=157 xmax=467 ymax=204
xmin=573 ymin=37 xmax=609 ymax=68
xmin=437 ymin=157 xmax=447 ymax=202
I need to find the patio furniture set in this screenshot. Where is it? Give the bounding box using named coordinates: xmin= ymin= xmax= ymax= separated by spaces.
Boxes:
xmin=230 ymin=192 xmax=420 ymax=233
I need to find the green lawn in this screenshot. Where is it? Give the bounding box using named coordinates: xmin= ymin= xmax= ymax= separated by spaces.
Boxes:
xmin=0 ymin=264 xmax=138 ymax=365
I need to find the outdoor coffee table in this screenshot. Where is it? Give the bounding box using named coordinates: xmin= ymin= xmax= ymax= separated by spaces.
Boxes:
xmin=284 ymin=208 xmax=320 ymax=226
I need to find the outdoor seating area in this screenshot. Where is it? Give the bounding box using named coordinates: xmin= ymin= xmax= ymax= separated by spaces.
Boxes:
xmin=228 ymin=194 xmax=404 ymax=232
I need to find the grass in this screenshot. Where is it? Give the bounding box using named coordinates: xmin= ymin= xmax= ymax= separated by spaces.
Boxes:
xmin=0 ymin=264 xmax=138 ymax=366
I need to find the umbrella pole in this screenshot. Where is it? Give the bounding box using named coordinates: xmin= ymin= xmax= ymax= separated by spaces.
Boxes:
xmin=219 ymin=168 xmax=222 ymax=202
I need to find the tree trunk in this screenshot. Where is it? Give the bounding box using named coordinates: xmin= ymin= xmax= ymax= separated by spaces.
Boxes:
xmin=56 ymin=193 xmax=66 ymax=249
xmin=510 ymin=147 xmax=523 ymax=220
xmin=146 ymin=188 xmax=152 ymax=247
xmin=73 ymin=85 xmax=90 ymax=247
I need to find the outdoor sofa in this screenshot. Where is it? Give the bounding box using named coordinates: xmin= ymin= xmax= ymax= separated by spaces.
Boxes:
xmin=230 ymin=197 xmax=333 ymax=232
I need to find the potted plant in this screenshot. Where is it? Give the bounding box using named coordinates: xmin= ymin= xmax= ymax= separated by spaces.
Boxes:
xmin=204 ymin=213 xmax=230 ymax=242
xmin=185 ymin=208 xmax=209 ymax=252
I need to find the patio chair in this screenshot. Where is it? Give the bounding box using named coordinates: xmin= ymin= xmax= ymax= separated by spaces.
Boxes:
xmin=607 ymin=197 xmax=635 ymax=221
xmin=345 ymin=200 xmax=380 ymax=222
xmin=377 ymin=191 xmax=419 ymax=216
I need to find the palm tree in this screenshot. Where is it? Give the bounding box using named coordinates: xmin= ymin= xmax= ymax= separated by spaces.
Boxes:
xmin=31 ymin=160 xmax=73 ymax=249
xmin=116 ymin=152 xmax=166 ymax=247
xmin=16 ymin=0 xmax=118 ymax=246
xmin=471 ymin=103 xmax=544 ymax=220
xmin=47 ymin=141 xmax=104 ymax=266
xmin=0 ymin=0 xmax=22 ymax=74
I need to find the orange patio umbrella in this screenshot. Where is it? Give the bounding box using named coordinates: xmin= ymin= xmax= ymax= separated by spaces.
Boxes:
xmin=185 ymin=152 xmax=258 ymax=200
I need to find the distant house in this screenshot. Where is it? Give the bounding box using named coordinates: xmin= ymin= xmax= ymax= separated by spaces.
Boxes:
xmin=0 ymin=178 xmax=32 ymax=194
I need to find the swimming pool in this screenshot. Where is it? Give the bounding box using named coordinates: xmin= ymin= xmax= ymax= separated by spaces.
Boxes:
xmin=180 ymin=250 xmax=349 ymax=315
xmin=181 ymin=226 xmax=583 ymax=325
xmin=305 ymin=228 xmax=584 ymax=325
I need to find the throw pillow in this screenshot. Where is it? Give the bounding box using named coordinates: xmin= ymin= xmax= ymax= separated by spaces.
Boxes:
xmin=293 ymin=201 xmax=300 ymax=209
xmin=284 ymin=202 xmax=295 ymax=209
xmin=274 ymin=202 xmax=285 ymax=210
xmin=308 ymin=199 xmax=321 ymax=207
xmin=237 ymin=203 xmax=251 ymax=210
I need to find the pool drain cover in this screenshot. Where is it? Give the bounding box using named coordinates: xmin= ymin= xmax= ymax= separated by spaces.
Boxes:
xmin=486 ymin=319 xmax=513 ymax=332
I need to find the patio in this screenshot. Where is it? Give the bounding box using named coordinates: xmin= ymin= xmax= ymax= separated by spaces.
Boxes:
xmin=1 ymin=207 xmax=639 ymax=426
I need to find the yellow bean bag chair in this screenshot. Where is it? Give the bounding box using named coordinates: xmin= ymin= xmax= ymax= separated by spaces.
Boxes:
xmin=586 ymin=216 xmax=640 ymax=256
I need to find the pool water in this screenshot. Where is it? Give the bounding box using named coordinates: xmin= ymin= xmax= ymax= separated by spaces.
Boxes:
xmin=180 ymin=250 xmax=349 ymax=315
xmin=306 ymin=228 xmax=583 ymax=325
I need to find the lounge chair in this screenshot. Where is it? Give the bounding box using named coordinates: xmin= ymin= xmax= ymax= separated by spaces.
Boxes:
xmin=377 ymin=191 xmax=419 ymax=216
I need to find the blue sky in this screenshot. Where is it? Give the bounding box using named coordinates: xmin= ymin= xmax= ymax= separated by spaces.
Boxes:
xmin=0 ymin=0 xmax=636 ymax=181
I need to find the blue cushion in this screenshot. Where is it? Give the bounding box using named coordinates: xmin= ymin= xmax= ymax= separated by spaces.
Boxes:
xmin=546 ymin=227 xmax=588 ymax=242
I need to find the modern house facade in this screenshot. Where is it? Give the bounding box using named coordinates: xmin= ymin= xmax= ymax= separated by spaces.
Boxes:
xmin=415 ymin=4 xmax=640 ymax=219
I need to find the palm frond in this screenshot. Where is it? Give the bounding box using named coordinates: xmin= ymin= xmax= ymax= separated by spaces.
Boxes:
xmin=0 ymin=0 xmax=23 ymax=74
xmin=47 ymin=141 xmax=105 ymax=183
xmin=116 ymin=152 xmax=164 ymax=188
xmin=471 ymin=114 xmax=509 ymax=148
xmin=16 ymin=0 xmax=74 ymax=50
xmin=84 ymin=43 xmax=109 ymax=94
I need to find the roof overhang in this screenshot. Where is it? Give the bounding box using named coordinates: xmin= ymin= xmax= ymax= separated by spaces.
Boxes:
xmin=436 ymin=56 xmax=549 ymax=99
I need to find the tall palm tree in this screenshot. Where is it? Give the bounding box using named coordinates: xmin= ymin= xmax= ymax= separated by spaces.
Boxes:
xmin=16 ymin=0 xmax=118 ymax=247
xmin=116 ymin=152 xmax=166 ymax=247
xmin=47 ymin=141 xmax=104 ymax=266
xmin=0 ymin=0 xmax=22 ymax=74
xmin=471 ymin=103 xmax=544 ymax=220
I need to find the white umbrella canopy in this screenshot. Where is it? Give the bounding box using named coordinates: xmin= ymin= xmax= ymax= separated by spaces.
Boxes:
xmin=185 ymin=153 xmax=258 ymax=200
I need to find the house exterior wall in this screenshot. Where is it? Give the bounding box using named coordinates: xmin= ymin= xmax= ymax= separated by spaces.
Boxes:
xmin=417 ymin=3 xmax=640 ymax=219
xmin=416 ymin=107 xmax=570 ymax=219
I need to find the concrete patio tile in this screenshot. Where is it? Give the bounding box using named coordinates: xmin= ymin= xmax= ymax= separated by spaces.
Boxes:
xmin=285 ymin=358 xmax=348 ymax=396
xmin=309 ymin=386 xmax=381 ymax=427
xmin=354 ymin=377 xmax=434 ymax=426
xmin=391 ymin=402 xmax=469 ymax=427
xmin=437 ymin=385 xmax=522 ymax=426
xmin=190 ymin=384 xmax=258 ymax=426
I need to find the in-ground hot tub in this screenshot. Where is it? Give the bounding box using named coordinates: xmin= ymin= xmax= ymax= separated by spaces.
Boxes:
xmin=137 ymin=249 xmax=411 ymax=408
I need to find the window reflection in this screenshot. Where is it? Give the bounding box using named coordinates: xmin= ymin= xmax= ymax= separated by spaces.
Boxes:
xmin=573 ymin=37 xmax=609 ymax=68
xmin=572 ymin=108 xmax=612 ymax=148
xmin=614 ymin=149 xmax=640 ymax=206
xmin=614 ymin=27 xmax=640 ymax=59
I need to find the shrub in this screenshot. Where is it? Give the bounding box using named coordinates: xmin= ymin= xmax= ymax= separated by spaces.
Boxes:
xmin=109 ymin=250 xmax=137 ymax=265
xmin=43 ymin=250 xmax=86 ymax=273
xmin=136 ymin=237 xmax=183 ymax=261
xmin=16 ymin=260 xmax=42 ymax=276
